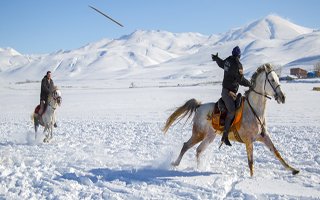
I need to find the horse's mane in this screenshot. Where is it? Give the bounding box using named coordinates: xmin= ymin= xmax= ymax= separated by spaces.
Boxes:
xmin=245 ymin=63 xmax=273 ymax=97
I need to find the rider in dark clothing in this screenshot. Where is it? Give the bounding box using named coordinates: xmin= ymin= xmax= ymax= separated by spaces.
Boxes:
xmin=39 ymin=71 xmax=58 ymax=127
xmin=39 ymin=71 xmax=54 ymax=115
xmin=212 ymin=46 xmax=251 ymax=146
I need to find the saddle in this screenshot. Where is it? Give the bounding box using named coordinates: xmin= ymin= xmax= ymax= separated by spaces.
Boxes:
xmin=34 ymin=104 xmax=47 ymax=116
xmin=34 ymin=105 xmax=41 ymax=115
xmin=211 ymin=93 xmax=245 ymax=132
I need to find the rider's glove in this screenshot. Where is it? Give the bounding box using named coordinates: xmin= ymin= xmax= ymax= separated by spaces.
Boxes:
xmin=211 ymin=53 xmax=219 ymax=61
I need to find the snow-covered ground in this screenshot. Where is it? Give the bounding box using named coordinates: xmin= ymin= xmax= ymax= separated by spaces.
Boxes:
xmin=0 ymin=80 xmax=319 ymax=199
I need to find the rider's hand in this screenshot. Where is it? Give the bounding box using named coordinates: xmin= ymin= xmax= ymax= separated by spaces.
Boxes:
xmin=211 ymin=53 xmax=219 ymax=61
xmin=229 ymin=91 xmax=237 ymax=100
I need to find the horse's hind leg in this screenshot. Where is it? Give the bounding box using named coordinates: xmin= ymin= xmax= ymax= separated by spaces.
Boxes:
xmin=172 ymin=127 xmax=203 ymax=166
xmin=34 ymin=123 xmax=38 ymax=139
xmin=34 ymin=125 xmax=38 ymax=140
xmin=259 ymin=134 xmax=299 ymax=175
xmin=245 ymin=142 xmax=254 ymax=176
xmin=196 ymin=127 xmax=216 ymax=167
xmin=34 ymin=116 xmax=39 ymax=139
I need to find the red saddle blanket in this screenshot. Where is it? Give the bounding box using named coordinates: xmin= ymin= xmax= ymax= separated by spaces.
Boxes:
xmin=34 ymin=105 xmax=41 ymax=114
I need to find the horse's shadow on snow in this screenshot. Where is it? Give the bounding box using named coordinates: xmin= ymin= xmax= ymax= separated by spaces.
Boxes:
xmin=59 ymin=168 xmax=216 ymax=185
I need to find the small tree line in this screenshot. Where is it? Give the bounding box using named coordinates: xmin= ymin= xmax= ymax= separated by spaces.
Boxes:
xmin=314 ymin=61 xmax=320 ymax=72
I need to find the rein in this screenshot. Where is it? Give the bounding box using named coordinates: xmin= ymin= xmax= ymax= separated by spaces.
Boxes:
xmin=246 ymin=95 xmax=266 ymax=136
xmin=48 ymin=99 xmax=58 ymax=110
xmin=250 ymin=89 xmax=271 ymax=100
xmin=47 ymin=93 xmax=61 ymax=111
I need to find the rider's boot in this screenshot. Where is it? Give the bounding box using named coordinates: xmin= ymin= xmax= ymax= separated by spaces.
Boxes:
xmin=220 ymin=113 xmax=233 ymax=147
xmin=221 ymin=131 xmax=232 ymax=146
xmin=54 ymin=122 xmax=58 ymax=128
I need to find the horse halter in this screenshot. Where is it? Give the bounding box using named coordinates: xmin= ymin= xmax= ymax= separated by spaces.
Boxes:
xmin=251 ymin=70 xmax=281 ymax=100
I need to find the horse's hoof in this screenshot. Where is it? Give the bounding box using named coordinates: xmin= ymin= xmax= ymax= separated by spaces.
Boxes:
xmin=43 ymin=138 xmax=48 ymax=143
xmin=171 ymin=162 xmax=178 ymax=167
xmin=292 ymin=170 xmax=300 ymax=175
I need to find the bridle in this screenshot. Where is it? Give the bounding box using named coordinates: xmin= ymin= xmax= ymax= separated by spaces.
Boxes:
xmin=250 ymin=70 xmax=281 ymax=100
xmin=48 ymin=90 xmax=62 ymax=110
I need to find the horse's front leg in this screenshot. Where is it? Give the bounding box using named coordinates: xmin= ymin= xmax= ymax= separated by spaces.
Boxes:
xmin=258 ymin=133 xmax=299 ymax=175
xmin=49 ymin=125 xmax=53 ymax=140
xmin=43 ymin=126 xmax=49 ymax=143
xmin=245 ymin=142 xmax=254 ymax=176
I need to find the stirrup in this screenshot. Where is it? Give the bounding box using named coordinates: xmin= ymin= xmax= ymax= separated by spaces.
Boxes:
xmin=219 ymin=140 xmax=232 ymax=148
xmin=219 ymin=135 xmax=232 ymax=148
xmin=219 ymin=141 xmax=224 ymax=149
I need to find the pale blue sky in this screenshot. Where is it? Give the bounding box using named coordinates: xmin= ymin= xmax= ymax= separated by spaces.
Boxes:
xmin=1 ymin=0 xmax=319 ymax=54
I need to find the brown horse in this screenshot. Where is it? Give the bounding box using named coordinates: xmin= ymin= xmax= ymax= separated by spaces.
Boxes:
xmin=163 ymin=63 xmax=299 ymax=176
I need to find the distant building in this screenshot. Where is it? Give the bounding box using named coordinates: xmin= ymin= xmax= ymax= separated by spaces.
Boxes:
xmin=290 ymin=68 xmax=307 ymax=78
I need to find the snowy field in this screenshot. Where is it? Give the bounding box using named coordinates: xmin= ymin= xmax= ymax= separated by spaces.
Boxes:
xmin=0 ymin=80 xmax=319 ymax=199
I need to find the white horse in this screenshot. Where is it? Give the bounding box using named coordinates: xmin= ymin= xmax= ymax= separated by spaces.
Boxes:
xmin=33 ymin=87 xmax=62 ymax=142
xmin=163 ymin=63 xmax=299 ymax=176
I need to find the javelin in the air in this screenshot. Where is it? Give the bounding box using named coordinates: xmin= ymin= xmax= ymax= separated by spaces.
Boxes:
xmin=89 ymin=5 xmax=124 ymax=27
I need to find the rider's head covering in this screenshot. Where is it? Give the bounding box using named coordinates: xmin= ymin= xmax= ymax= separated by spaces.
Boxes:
xmin=232 ymin=46 xmax=241 ymax=57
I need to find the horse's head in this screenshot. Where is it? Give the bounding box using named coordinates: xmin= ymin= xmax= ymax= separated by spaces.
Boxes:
xmin=251 ymin=63 xmax=285 ymax=104
xmin=52 ymin=87 xmax=62 ymax=106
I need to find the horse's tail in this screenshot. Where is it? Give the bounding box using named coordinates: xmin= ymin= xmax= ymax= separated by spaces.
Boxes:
xmin=163 ymin=98 xmax=201 ymax=134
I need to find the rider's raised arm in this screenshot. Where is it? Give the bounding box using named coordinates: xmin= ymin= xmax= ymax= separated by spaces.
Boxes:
xmin=216 ymin=57 xmax=225 ymax=69
xmin=212 ymin=53 xmax=225 ymax=69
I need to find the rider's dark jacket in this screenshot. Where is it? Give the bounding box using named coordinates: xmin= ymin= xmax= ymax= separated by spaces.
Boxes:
xmin=216 ymin=55 xmax=251 ymax=93
xmin=40 ymin=75 xmax=54 ymax=101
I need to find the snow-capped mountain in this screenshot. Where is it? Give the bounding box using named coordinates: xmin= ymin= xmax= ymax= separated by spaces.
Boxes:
xmin=218 ymin=15 xmax=313 ymax=42
xmin=0 ymin=14 xmax=318 ymax=82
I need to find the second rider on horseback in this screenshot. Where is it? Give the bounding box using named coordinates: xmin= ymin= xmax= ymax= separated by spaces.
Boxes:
xmin=37 ymin=71 xmax=57 ymax=128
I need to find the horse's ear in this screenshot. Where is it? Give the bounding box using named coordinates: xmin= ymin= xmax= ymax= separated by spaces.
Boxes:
xmin=265 ymin=63 xmax=272 ymax=72
xmin=263 ymin=64 xmax=267 ymax=71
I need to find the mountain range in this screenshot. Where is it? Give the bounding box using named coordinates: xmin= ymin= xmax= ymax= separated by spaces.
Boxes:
xmin=0 ymin=14 xmax=319 ymax=82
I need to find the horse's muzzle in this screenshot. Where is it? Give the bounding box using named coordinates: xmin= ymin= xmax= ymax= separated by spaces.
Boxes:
xmin=275 ymin=91 xmax=285 ymax=104
xmin=57 ymin=97 xmax=62 ymax=106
